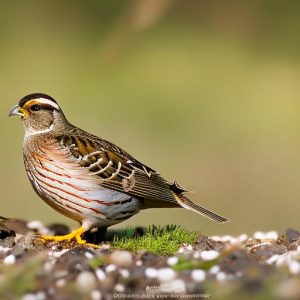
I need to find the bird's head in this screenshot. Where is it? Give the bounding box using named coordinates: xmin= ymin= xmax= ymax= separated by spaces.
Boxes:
xmin=9 ymin=93 xmax=68 ymax=137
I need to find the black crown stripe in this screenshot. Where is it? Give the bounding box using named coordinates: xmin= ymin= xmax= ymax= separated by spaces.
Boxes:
xmin=19 ymin=93 xmax=57 ymax=107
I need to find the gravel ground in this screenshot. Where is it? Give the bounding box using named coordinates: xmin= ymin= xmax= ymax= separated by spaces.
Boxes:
xmin=0 ymin=217 xmax=300 ymax=300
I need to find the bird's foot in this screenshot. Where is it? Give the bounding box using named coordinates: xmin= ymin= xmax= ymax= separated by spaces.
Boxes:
xmin=38 ymin=226 xmax=106 ymax=249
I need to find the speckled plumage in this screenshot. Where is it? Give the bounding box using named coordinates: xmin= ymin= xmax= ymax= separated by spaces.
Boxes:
xmin=9 ymin=93 xmax=229 ymax=245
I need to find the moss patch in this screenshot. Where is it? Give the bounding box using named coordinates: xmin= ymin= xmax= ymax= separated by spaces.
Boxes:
xmin=111 ymin=225 xmax=199 ymax=256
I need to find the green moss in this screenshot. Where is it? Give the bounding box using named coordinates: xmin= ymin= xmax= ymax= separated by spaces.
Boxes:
xmin=111 ymin=225 xmax=199 ymax=256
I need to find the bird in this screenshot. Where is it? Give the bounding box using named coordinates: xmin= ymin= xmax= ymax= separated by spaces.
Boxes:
xmin=9 ymin=93 xmax=229 ymax=245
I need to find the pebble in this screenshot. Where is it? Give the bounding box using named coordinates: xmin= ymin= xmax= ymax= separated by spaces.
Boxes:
xmin=0 ymin=246 xmax=12 ymax=253
xmin=119 ymin=269 xmax=130 ymax=278
xmin=27 ymin=220 xmax=44 ymax=231
xmin=276 ymin=254 xmax=289 ymax=267
xmin=253 ymin=231 xmax=266 ymax=240
xmin=265 ymin=231 xmax=279 ymax=240
xmin=85 ymin=252 xmax=94 ymax=259
xmin=200 ymin=250 xmax=219 ymax=261
xmin=289 ymin=261 xmax=300 ymax=274
xmin=54 ymin=270 xmax=68 ymax=279
xmin=95 ymin=269 xmax=106 ymax=281
xmin=109 ymin=250 xmax=133 ymax=267
xmin=3 ymin=254 xmax=16 ymax=265
xmin=145 ymin=267 xmax=158 ymax=279
xmin=21 ymin=294 xmax=38 ymax=300
xmin=56 ymin=279 xmax=66 ymax=288
xmin=51 ymin=249 xmax=69 ymax=258
xmin=237 ymin=234 xmax=248 ymax=242
xmin=27 ymin=220 xmax=49 ymax=235
xmin=221 ymin=235 xmax=236 ymax=243
xmin=160 ymin=279 xmax=186 ymax=293
xmin=191 ymin=269 xmax=206 ymax=282
xmin=136 ymin=260 xmax=142 ymax=266
xmin=114 ymin=283 xmax=125 ymax=292
xmin=209 ymin=265 xmax=220 ymax=274
xmin=157 ymin=268 xmax=176 ymax=283
xmin=105 ymin=264 xmax=117 ymax=273
xmin=178 ymin=244 xmax=193 ymax=253
xmin=216 ymin=272 xmax=227 ymax=281
xmin=43 ymin=261 xmax=54 ymax=272
xmin=91 ymin=290 xmax=102 ymax=300
xmin=253 ymin=231 xmax=278 ymax=240
xmin=210 ymin=235 xmax=221 ymax=241
xmin=76 ymin=271 xmax=97 ymax=292
xmin=167 ymin=256 xmax=178 ymax=266
xmin=266 ymin=254 xmax=280 ymax=265
xmin=36 ymin=292 xmax=46 ymax=300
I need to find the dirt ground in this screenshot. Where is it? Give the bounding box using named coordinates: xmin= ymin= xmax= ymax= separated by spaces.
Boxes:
xmin=0 ymin=217 xmax=299 ymax=300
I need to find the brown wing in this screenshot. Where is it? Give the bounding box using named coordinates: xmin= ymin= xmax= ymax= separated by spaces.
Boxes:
xmin=58 ymin=131 xmax=185 ymax=206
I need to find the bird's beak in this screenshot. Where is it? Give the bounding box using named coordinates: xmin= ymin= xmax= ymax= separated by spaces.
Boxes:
xmin=9 ymin=105 xmax=24 ymax=117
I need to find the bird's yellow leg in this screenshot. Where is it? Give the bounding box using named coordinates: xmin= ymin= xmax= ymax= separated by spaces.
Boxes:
xmin=41 ymin=226 xmax=86 ymax=242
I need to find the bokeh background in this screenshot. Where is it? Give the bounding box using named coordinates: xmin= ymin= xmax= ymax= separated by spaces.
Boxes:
xmin=1 ymin=0 xmax=300 ymax=236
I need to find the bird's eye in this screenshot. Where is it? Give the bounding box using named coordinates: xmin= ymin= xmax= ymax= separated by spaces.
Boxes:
xmin=30 ymin=104 xmax=41 ymax=111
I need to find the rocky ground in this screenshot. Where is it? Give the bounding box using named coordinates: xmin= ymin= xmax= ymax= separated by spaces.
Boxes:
xmin=0 ymin=217 xmax=300 ymax=300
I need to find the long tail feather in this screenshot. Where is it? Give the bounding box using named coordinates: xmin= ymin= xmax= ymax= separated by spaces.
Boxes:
xmin=175 ymin=194 xmax=230 ymax=223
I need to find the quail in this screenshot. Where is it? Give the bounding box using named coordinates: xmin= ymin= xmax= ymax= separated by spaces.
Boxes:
xmin=9 ymin=93 xmax=229 ymax=245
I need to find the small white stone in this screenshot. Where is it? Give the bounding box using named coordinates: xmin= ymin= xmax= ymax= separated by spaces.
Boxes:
xmin=91 ymin=290 xmax=102 ymax=300
xmin=145 ymin=267 xmax=158 ymax=279
xmin=119 ymin=269 xmax=130 ymax=278
xmin=210 ymin=236 xmax=222 ymax=242
xmin=265 ymin=231 xmax=278 ymax=240
xmin=160 ymin=279 xmax=186 ymax=293
xmin=136 ymin=260 xmax=142 ymax=266
xmin=109 ymin=251 xmax=133 ymax=267
xmin=200 ymin=250 xmax=219 ymax=261
xmin=0 ymin=246 xmax=12 ymax=253
xmin=178 ymin=247 xmax=185 ymax=254
xmin=276 ymin=254 xmax=288 ymax=267
xmin=167 ymin=256 xmax=178 ymax=266
xmin=178 ymin=244 xmax=193 ymax=253
xmin=191 ymin=269 xmax=206 ymax=282
xmin=36 ymin=292 xmax=46 ymax=300
xmin=3 ymin=255 xmax=16 ymax=265
xmin=187 ymin=244 xmax=193 ymax=251
xmin=209 ymin=265 xmax=220 ymax=274
xmin=193 ymin=251 xmax=201 ymax=259
xmin=76 ymin=271 xmax=97 ymax=292
xmin=95 ymin=269 xmax=106 ymax=281
xmin=51 ymin=249 xmax=69 ymax=258
xmin=157 ymin=268 xmax=176 ymax=283
xmin=253 ymin=231 xmax=265 ymax=240
xmin=216 ymin=272 xmax=227 ymax=281
xmin=289 ymin=261 xmax=300 ymax=274
xmin=43 ymin=261 xmax=54 ymax=272
xmin=56 ymin=279 xmax=66 ymax=288
xmin=105 ymin=264 xmax=117 ymax=273
xmin=27 ymin=220 xmax=44 ymax=230
xmin=54 ymin=270 xmax=68 ymax=279
xmin=221 ymin=235 xmax=234 ymax=242
xmin=115 ymin=283 xmax=125 ymax=292
xmin=85 ymin=252 xmax=94 ymax=259
xmin=21 ymin=294 xmax=37 ymax=300
xmin=266 ymin=254 xmax=280 ymax=265
xmin=237 ymin=234 xmax=248 ymax=242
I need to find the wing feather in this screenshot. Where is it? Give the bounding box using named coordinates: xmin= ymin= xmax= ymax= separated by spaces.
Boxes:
xmin=59 ymin=132 xmax=179 ymax=205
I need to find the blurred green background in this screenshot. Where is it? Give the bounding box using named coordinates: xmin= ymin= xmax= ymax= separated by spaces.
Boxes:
xmin=2 ymin=0 xmax=300 ymax=236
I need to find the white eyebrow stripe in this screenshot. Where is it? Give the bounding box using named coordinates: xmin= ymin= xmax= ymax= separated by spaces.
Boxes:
xmin=35 ymin=98 xmax=60 ymax=110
